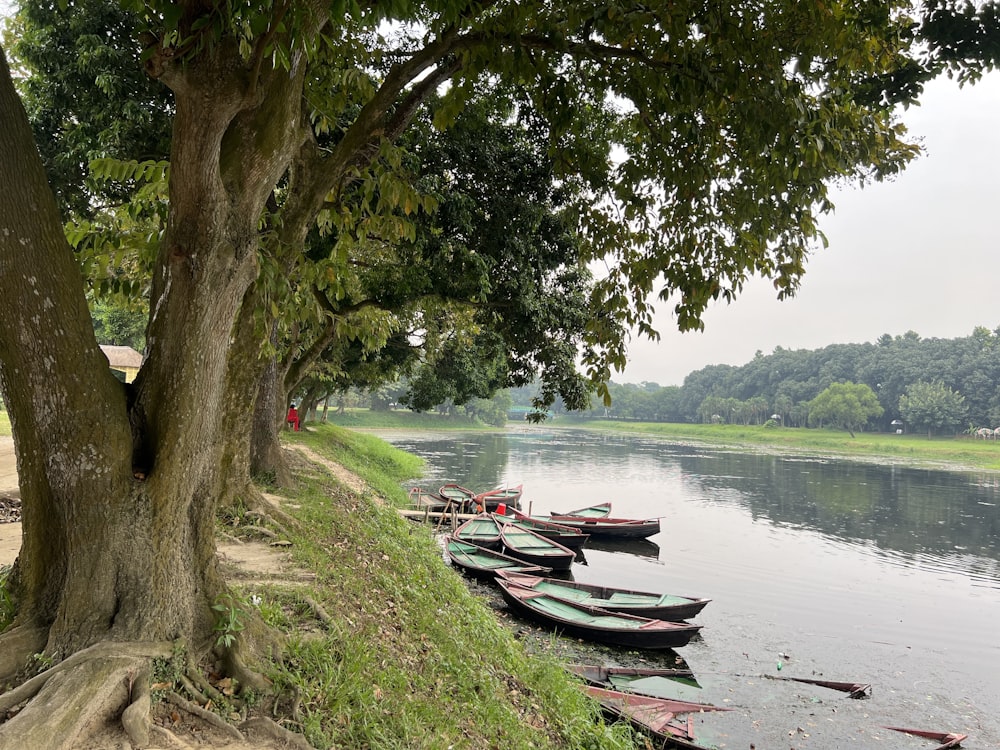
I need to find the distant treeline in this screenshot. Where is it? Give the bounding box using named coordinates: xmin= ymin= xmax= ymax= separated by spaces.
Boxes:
xmin=510 ymin=327 xmax=1000 ymax=431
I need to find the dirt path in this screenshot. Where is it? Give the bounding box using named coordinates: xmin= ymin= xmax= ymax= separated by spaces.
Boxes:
xmin=0 ymin=437 xmax=19 ymax=567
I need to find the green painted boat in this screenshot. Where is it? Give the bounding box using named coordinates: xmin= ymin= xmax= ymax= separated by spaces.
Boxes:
xmin=454 ymin=513 xmax=503 ymax=548
xmin=473 ymin=484 xmax=523 ymax=510
xmin=499 ymin=525 xmax=576 ymax=571
xmin=568 ymin=664 xmax=703 ymax=700
xmin=444 ymin=536 xmax=550 ymax=580
xmin=496 ymin=570 xmax=709 ymax=620
xmin=547 ymin=502 xmax=612 ymax=518
xmin=438 ymin=483 xmax=476 ymax=511
xmin=496 ymin=579 xmax=702 ymax=649
xmin=492 ymin=509 xmax=590 ymax=550
xmin=408 ymin=486 xmax=448 ymax=512
xmin=543 ymin=514 xmax=661 ymax=540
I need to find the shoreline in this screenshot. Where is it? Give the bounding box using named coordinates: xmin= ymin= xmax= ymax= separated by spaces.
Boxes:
xmin=354 ymin=418 xmax=1000 ymax=474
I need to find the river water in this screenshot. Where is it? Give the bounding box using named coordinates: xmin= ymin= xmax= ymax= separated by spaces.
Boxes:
xmin=382 ymin=426 xmax=1000 ymax=749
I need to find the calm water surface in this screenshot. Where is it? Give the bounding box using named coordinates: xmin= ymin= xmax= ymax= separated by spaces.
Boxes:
xmin=383 ymin=427 xmax=1000 ymax=748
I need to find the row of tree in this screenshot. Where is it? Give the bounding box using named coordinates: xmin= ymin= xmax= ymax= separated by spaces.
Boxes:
xmin=506 ymin=328 xmax=997 ymax=435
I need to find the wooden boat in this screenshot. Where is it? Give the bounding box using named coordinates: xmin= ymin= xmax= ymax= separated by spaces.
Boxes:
xmin=438 ymin=483 xmax=477 ymax=511
xmin=585 ymin=686 xmax=727 ymax=749
xmin=883 ymin=727 xmax=969 ymax=750
xmin=408 ymin=486 xmax=449 ymax=512
xmin=493 ymin=508 xmax=590 ymax=550
xmin=567 ymin=664 xmax=700 ymax=698
xmin=548 ymin=502 xmax=612 ymax=518
xmin=586 ymin=685 xmax=729 ymax=717
xmin=496 ymin=579 xmax=702 ymax=649
xmin=499 ymin=524 xmax=576 ymax=571
xmin=444 ymin=536 xmax=551 ymax=580
xmin=769 ymin=675 xmax=871 ymax=698
xmin=568 ymin=664 xmax=696 ymax=684
xmin=473 ymin=484 xmax=523 ymax=510
xmin=544 ymin=514 xmax=661 ymax=540
xmin=497 ymin=571 xmax=709 ymax=620
xmin=453 ymin=513 xmax=503 ymax=549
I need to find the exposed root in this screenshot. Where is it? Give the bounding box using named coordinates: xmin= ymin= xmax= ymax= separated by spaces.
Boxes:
xmin=244 ymin=509 xmax=291 ymax=538
xmin=218 ymin=530 xmax=244 ymax=545
xmin=121 ymin=663 xmax=151 ymax=747
xmin=184 ymin=660 xmax=228 ymax=706
xmin=242 ymin=524 xmax=278 ymax=539
xmin=0 ymin=642 xmax=171 ymax=750
xmin=223 ymin=648 xmax=272 ymax=693
xmin=0 ymin=625 xmax=47 ymax=684
xmin=301 ymin=594 xmax=335 ymax=629
xmin=0 ymin=639 xmax=171 ymax=716
xmin=248 ymin=490 xmax=302 ymax=532
xmin=165 ymin=690 xmax=245 ymax=742
xmin=179 ymin=672 xmax=210 ymax=706
xmin=240 ymin=716 xmax=313 ymax=749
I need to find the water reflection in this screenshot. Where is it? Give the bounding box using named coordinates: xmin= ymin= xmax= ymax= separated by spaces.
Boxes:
xmin=670 ymin=448 xmax=1000 ymax=581
xmin=387 ymin=428 xmax=1000 ymax=586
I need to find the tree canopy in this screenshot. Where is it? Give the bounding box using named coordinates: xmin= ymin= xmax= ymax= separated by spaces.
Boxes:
xmin=554 ymin=327 xmax=1000 ymax=432
xmin=899 ymin=379 xmax=968 ymax=436
xmin=808 ymin=381 xmax=884 ymax=437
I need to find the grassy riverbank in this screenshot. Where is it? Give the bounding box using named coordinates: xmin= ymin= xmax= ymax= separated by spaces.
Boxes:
xmin=567 ymin=419 xmax=1000 ymax=471
xmin=323 ymin=408 xmax=497 ymax=430
xmin=233 ymin=423 xmax=634 ymax=749
xmin=319 ymin=407 xmax=1000 ymax=472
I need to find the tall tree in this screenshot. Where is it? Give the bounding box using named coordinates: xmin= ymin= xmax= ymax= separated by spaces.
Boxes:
xmin=1 ymin=0 xmax=928 ymax=744
xmin=899 ymin=380 xmax=968 ymax=437
xmin=808 ymin=381 xmax=884 ymax=437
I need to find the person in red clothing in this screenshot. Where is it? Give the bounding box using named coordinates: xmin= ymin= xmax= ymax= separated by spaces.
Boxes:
xmin=286 ymin=403 xmax=300 ymax=431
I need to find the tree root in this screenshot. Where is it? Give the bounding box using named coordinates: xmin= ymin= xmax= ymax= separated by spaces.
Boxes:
xmin=183 ymin=659 xmax=228 ymax=707
xmin=240 ymin=716 xmax=313 ymax=749
xmin=0 ymin=625 xmax=47 ymax=684
xmin=301 ymin=594 xmax=335 ymax=629
xmin=165 ymin=690 xmax=245 ymax=742
xmin=179 ymin=672 xmax=211 ymax=706
xmin=0 ymin=641 xmax=172 ymax=750
xmin=121 ymin=663 xmax=151 ymax=747
xmin=223 ymin=647 xmax=272 ymax=693
xmin=0 ymin=639 xmax=171 ymax=716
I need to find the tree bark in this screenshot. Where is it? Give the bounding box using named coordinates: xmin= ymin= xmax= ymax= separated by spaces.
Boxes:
xmin=0 ymin=26 xmax=307 ymax=655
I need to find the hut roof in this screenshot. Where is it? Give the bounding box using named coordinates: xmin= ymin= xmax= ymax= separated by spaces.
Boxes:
xmin=100 ymin=345 xmax=143 ymax=369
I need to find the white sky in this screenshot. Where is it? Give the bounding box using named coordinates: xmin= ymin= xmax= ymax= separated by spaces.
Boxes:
xmin=620 ymin=71 xmax=1000 ymax=385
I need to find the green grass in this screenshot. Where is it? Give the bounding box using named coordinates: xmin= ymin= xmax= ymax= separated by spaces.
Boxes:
xmin=227 ymin=424 xmax=637 ymax=750
xmin=568 ymin=419 xmax=1000 ymax=471
xmin=0 ymin=411 xmax=9 ymax=437
xmin=294 ymin=422 xmax=425 ymax=504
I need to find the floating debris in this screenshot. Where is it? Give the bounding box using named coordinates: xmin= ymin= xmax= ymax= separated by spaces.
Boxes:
xmin=883 ymin=726 xmax=968 ymax=749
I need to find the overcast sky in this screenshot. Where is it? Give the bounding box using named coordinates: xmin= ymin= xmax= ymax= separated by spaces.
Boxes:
xmin=619 ymin=71 xmax=1000 ymax=386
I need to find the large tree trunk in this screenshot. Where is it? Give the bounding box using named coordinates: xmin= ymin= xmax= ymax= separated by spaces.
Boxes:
xmin=0 ymin=31 xmax=307 ymax=744
xmin=0 ymin=47 xmax=138 ymax=651
xmin=249 ymin=333 xmax=290 ymax=485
